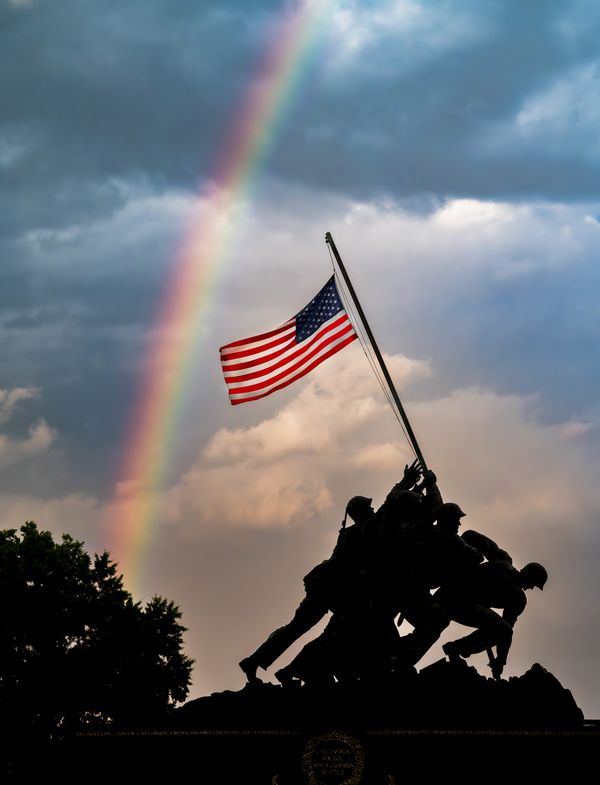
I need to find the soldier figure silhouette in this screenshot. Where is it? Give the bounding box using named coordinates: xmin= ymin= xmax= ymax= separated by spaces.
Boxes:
xmin=437 ymin=544 xmax=548 ymax=679
xmin=239 ymin=461 xmax=422 ymax=684
xmin=240 ymin=464 xmax=548 ymax=687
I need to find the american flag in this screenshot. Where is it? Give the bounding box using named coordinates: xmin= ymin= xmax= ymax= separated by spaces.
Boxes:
xmin=220 ymin=276 xmax=358 ymax=405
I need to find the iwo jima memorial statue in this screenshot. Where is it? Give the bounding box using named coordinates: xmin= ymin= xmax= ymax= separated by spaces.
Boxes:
xmin=174 ymin=234 xmax=589 ymax=782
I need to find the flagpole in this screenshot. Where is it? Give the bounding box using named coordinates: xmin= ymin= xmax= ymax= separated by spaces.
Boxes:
xmin=325 ymin=231 xmax=428 ymax=471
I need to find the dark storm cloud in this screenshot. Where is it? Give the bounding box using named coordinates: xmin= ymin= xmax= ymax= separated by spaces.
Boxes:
xmin=434 ymin=262 xmax=600 ymax=420
xmin=0 ymin=1 xmax=274 ymax=213
xmin=274 ymin=0 xmax=600 ymax=200
xmin=2 ymin=0 xmax=600 ymax=229
xmin=317 ymin=200 xmax=600 ymax=424
xmin=384 ymin=239 xmax=600 ymax=420
xmin=0 ymin=182 xmax=193 ymax=494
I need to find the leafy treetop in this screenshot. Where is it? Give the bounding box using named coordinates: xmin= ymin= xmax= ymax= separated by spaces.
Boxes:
xmin=0 ymin=521 xmax=194 ymax=738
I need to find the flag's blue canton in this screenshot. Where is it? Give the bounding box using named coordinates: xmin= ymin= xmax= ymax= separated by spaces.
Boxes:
xmin=295 ymin=277 xmax=344 ymax=343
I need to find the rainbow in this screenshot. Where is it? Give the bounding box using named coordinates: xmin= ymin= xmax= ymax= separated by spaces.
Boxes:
xmin=109 ymin=0 xmax=335 ymax=593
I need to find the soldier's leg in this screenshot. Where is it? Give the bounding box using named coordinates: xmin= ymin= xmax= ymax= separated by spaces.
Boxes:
xmin=240 ymin=592 xmax=329 ymax=680
xmin=359 ymin=613 xmax=406 ymax=684
xmin=442 ymin=604 xmax=512 ymax=660
xmin=275 ymin=614 xmax=349 ymax=687
xmin=396 ymin=589 xmax=450 ymax=666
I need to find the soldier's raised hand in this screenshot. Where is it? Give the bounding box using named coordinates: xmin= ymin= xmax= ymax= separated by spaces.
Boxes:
xmin=402 ymin=459 xmax=421 ymax=488
xmin=422 ymin=468 xmax=437 ymax=489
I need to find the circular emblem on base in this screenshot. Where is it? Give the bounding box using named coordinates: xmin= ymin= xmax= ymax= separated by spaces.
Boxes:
xmin=302 ymin=731 xmax=365 ymax=785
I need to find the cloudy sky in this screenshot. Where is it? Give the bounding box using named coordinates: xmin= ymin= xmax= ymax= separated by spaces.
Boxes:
xmin=2 ymin=0 xmax=600 ymax=717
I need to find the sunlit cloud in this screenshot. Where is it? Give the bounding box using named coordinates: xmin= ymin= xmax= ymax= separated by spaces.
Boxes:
xmin=0 ymin=387 xmax=55 ymax=467
xmin=0 ymin=419 xmax=56 ymax=466
xmin=486 ymin=61 xmax=600 ymax=161
xmin=325 ymin=0 xmax=488 ymax=72
xmin=0 ymin=387 xmax=39 ymax=425
xmin=164 ymin=349 xmax=427 ymax=529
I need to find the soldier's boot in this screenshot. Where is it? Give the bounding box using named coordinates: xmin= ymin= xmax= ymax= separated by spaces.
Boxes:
xmin=275 ymin=666 xmax=301 ymax=688
xmin=239 ymin=656 xmax=261 ymax=684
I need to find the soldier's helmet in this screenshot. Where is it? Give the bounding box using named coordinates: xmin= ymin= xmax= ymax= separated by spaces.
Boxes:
xmin=437 ymin=502 xmax=466 ymax=520
xmin=346 ymin=495 xmax=373 ymax=522
xmin=391 ymin=489 xmax=422 ymax=517
xmin=520 ymin=562 xmax=548 ymax=591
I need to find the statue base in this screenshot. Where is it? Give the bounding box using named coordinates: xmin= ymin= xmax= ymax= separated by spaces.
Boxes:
xmin=13 ymin=662 xmax=596 ymax=782
xmin=65 ymin=722 xmax=599 ymax=783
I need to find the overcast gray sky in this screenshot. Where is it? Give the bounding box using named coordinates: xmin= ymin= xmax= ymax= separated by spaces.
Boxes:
xmin=2 ymin=0 xmax=600 ymax=716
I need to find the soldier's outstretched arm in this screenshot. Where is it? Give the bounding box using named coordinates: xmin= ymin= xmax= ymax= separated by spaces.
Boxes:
xmin=420 ymin=470 xmax=443 ymax=522
xmin=502 ymin=591 xmax=527 ymax=629
xmin=494 ymin=593 xmax=527 ymax=675
xmin=493 ymin=642 xmax=509 ymax=679
xmin=489 ymin=653 xmax=504 ymax=681
xmin=462 ymin=530 xmax=512 ymax=564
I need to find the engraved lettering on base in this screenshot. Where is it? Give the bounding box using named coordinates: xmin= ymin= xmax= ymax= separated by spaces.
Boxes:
xmin=302 ymin=731 xmax=365 ymax=785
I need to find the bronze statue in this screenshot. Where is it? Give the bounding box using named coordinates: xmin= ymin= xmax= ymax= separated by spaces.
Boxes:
xmin=239 ymin=461 xmax=423 ymax=684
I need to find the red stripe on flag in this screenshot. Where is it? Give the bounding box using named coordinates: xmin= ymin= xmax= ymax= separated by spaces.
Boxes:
xmin=221 ymin=312 xmax=349 ymax=373
xmin=229 ymin=333 xmax=358 ymax=404
xmin=224 ymin=319 xmax=355 ymax=385
xmin=219 ymin=320 xmax=294 ymax=352
xmin=221 ymin=314 xmax=352 ymax=379
xmin=220 ymin=327 xmax=295 ymax=362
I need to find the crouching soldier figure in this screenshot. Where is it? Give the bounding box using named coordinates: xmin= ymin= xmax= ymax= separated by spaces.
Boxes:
xmin=436 ymin=551 xmax=547 ymax=679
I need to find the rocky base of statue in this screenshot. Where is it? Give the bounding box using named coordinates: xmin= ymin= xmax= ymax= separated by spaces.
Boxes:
xmin=52 ymin=663 xmax=593 ymax=783
xmin=173 ymin=661 xmax=583 ymax=731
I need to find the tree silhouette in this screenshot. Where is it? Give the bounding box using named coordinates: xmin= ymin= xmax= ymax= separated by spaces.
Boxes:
xmin=0 ymin=522 xmax=193 ymax=739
